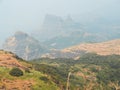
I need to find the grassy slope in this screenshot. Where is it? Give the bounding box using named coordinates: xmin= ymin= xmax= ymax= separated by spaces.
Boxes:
xmin=0 ymin=50 xmax=120 ymax=90
xmin=31 ymin=54 xmax=120 ymax=90
xmin=0 ymin=66 xmax=60 ymax=90
xmin=0 ymin=50 xmax=60 ymax=90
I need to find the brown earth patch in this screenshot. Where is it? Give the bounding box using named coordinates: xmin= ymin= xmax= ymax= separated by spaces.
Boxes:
xmin=0 ymin=78 xmax=34 ymax=90
xmin=0 ymin=51 xmax=27 ymax=70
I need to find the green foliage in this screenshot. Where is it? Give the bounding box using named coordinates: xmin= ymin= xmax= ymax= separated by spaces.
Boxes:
xmin=33 ymin=64 xmax=67 ymax=89
xmin=40 ymin=76 xmax=49 ymax=82
xmin=9 ymin=68 xmax=23 ymax=77
xmin=30 ymin=54 xmax=120 ymax=90
xmin=90 ymin=67 xmax=99 ymax=72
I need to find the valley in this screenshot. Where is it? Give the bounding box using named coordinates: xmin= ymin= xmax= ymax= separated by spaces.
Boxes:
xmin=0 ymin=1 xmax=120 ymax=89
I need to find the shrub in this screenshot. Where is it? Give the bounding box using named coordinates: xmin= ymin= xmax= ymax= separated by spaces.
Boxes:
xmin=40 ymin=76 xmax=49 ymax=82
xmin=9 ymin=68 xmax=23 ymax=77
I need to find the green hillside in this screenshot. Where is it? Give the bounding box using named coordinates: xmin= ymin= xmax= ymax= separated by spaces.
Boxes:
xmin=31 ymin=53 xmax=120 ymax=90
xmin=0 ymin=50 xmax=60 ymax=90
xmin=0 ymin=50 xmax=120 ymax=90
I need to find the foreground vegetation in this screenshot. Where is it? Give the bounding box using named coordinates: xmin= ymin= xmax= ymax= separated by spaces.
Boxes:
xmin=0 ymin=67 xmax=60 ymax=90
xmin=0 ymin=50 xmax=60 ymax=90
xmin=31 ymin=53 xmax=120 ymax=90
xmin=0 ymin=50 xmax=120 ymax=90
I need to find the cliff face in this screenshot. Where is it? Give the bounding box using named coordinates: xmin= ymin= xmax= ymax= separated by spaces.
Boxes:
xmin=3 ymin=31 xmax=48 ymax=60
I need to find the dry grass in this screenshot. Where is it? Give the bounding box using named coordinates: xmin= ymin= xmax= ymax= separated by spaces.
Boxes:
xmin=63 ymin=39 xmax=120 ymax=55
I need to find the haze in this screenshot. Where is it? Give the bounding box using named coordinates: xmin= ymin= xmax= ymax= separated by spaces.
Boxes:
xmin=0 ymin=0 xmax=120 ymax=46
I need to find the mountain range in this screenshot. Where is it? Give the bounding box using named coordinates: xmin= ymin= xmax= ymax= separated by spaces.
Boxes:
xmin=2 ymin=14 xmax=120 ymax=60
xmin=2 ymin=30 xmax=120 ymax=60
xmin=1 ymin=15 xmax=120 ymax=90
xmin=32 ymin=14 xmax=120 ymax=49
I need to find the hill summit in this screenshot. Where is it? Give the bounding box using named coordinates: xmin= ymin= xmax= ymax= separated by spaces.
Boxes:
xmin=3 ymin=31 xmax=48 ymax=60
xmin=0 ymin=50 xmax=26 ymax=69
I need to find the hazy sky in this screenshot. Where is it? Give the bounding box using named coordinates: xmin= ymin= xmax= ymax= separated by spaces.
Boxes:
xmin=0 ymin=0 xmax=120 ymax=45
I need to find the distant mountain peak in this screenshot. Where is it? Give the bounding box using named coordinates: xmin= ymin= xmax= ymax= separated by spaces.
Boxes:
xmin=43 ymin=14 xmax=63 ymax=26
xmin=3 ymin=31 xmax=48 ymax=60
xmin=14 ymin=31 xmax=28 ymax=39
xmin=32 ymin=14 xmax=82 ymax=41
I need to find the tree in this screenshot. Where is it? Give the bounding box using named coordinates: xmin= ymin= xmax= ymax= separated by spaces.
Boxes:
xmin=9 ymin=68 xmax=23 ymax=77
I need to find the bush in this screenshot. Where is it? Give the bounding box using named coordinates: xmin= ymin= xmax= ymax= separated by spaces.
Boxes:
xmin=9 ymin=68 xmax=23 ymax=77
xmin=40 ymin=76 xmax=49 ymax=82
